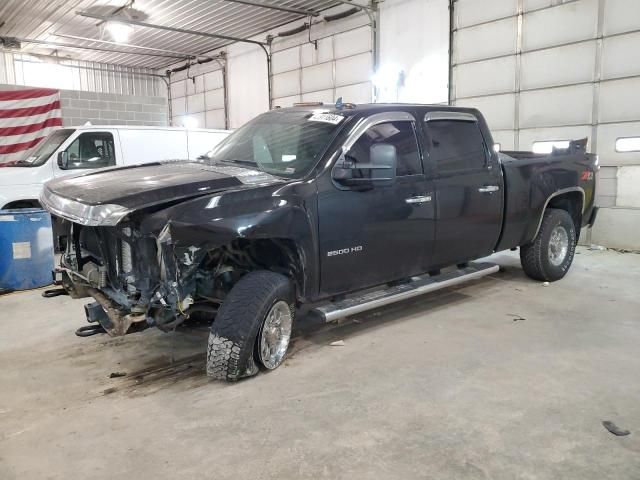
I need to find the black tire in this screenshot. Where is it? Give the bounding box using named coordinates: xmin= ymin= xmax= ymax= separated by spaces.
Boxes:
xmin=206 ymin=270 xmax=294 ymax=381
xmin=520 ymin=208 xmax=577 ymax=282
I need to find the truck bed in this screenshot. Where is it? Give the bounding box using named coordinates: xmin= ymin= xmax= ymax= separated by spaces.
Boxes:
xmin=496 ymin=138 xmax=597 ymax=251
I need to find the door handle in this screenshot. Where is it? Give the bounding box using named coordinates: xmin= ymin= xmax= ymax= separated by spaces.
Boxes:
xmin=405 ymin=195 xmax=432 ymax=204
xmin=478 ymin=185 xmax=500 ymax=193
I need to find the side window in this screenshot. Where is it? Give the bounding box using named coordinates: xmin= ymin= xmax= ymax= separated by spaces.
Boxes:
xmin=347 ymin=121 xmax=422 ymax=177
xmin=426 ymin=120 xmax=488 ymax=174
xmin=65 ymin=132 xmax=116 ymax=169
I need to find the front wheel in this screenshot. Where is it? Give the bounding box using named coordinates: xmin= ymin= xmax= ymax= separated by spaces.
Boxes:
xmin=520 ymin=208 xmax=577 ymax=282
xmin=206 ymin=270 xmax=295 ymax=381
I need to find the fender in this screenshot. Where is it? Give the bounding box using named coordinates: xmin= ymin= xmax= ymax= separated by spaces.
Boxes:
xmin=139 ymin=181 xmax=319 ymax=301
xmin=0 ymin=163 xmax=54 ymax=208
xmin=0 ymin=181 xmax=45 ymax=209
xmin=530 ymin=187 xmax=585 ymax=240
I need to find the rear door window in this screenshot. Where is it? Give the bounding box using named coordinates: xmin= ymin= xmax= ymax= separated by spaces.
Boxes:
xmin=425 ymin=120 xmax=488 ymax=174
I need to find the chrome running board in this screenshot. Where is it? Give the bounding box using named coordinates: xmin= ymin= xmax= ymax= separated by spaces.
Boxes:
xmin=314 ymin=262 xmax=499 ymax=323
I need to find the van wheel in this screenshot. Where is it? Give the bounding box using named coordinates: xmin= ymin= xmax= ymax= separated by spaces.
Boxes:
xmin=520 ymin=208 xmax=577 ymax=282
xmin=206 ymin=270 xmax=294 ymax=381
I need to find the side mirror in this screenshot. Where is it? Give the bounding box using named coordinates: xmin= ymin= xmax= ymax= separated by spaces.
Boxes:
xmin=333 ymin=143 xmax=397 ymax=188
xmin=57 ymin=151 xmax=69 ymax=170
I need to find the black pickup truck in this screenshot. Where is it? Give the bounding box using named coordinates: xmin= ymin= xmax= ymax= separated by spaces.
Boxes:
xmin=40 ymin=103 xmax=598 ymax=381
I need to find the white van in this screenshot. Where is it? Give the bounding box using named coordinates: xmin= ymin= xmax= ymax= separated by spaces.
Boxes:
xmin=0 ymin=125 xmax=230 ymax=210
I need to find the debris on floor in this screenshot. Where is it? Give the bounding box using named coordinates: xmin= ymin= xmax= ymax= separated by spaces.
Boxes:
xmin=41 ymin=287 xmax=68 ymax=298
xmin=507 ymin=313 xmax=526 ymax=322
xmin=602 ymin=420 xmax=631 ymax=436
xmin=109 ymin=372 xmax=127 ymax=378
xmin=610 ymin=248 xmax=640 ymax=254
xmin=330 ymin=340 xmax=345 ymax=347
xmin=588 ymin=244 xmax=607 ymax=251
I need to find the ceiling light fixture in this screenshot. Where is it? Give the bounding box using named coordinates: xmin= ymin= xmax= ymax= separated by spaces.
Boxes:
xmin=105 ymin=21 xmax=133 ymax=43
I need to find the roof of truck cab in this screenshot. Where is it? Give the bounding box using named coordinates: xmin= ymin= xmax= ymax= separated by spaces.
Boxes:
xmin=275 ymin=103 xmax=479 ymax=116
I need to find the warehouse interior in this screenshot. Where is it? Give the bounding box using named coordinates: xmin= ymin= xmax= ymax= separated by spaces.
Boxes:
xmin=0 ymin=1 xmax=639 ymax=479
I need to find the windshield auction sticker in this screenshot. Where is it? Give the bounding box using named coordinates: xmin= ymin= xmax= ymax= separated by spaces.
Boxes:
xmin=308 ymin=113 xmax=344 ymax=125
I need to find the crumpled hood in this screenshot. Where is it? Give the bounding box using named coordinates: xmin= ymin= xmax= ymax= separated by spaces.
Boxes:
xmin=43 ymin=161 xmax=282 ymax=210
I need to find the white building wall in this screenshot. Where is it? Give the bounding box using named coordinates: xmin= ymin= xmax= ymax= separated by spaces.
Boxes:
xmin=378 ymin=0 xmax=450 ymax=104
xmin=165 ymin=5 xmax=374 ymax=129
xmin=451 ymin=0 xmax=640 ymax=249
xmin=165 ymin=0 xmax=451 ymax=128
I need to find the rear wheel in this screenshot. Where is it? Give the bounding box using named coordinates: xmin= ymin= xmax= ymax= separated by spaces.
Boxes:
xmin=520 ymin=208 xmax=577 ymax=282
xmin=206 ymin=270 xmax=294 ymax=381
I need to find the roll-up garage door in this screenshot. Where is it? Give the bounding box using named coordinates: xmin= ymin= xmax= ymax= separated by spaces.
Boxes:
xmin=170 ymin=67 xmax=226 ymax=130
xmin=451 ymin=0 xmax=640 ymax=201
xmin=271 ymin=24 xmax=373 ymax=107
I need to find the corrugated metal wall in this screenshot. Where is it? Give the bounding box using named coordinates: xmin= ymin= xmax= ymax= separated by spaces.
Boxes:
xmin=165 ymin=4 xmax=375 ymax=129
xmin=451 ymin=0 xmax=640 ymax=249
xmin=170 ymin=63 xmax=227 ymax=129
xmin=0 ymin=51 xmax=165 ymax=96
xmin=269 ymin=10 xmax=374 ymax=108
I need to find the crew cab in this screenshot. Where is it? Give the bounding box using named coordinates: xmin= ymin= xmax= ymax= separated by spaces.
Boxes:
xmin=40 ymin=103 xmax=598 ymax=381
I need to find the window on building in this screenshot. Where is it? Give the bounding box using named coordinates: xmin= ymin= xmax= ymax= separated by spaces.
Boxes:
xmin=532 ymin=140 xmax=570 ymax=154
xmin=615 ymin=137 xmax=640 ymax=153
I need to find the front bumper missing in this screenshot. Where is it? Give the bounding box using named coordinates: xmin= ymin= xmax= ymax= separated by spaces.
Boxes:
xmin=85 ymin=288 xmax=146 ymax=336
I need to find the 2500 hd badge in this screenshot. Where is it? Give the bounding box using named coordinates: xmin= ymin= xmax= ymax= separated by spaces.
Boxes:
xmin=327 ymin=246 xmax=363 ymax=257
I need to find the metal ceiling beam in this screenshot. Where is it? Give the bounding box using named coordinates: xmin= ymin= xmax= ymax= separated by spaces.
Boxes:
xmin=223 ymin=0 xmax=320 ymax=17
xmin=53 ymin=33 xmax=201 ymax=58
xmin=1 ymin=37 xmax=190 ymax=60
xmin=330 ymin=0 xmax=375 ymax=11
xmin=76 ymin=11 xmax=269 ymax=47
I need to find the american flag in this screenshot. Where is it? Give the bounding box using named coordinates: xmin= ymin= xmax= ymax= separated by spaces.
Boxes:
xmin=0 ymin=88 xmax=63 ymax=164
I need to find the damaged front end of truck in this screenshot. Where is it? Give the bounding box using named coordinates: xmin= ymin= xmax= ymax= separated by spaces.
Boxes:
xmin=56 ymin=221 xmax=215 ymax=336
xmin=40 ymin=173 xmax=312 ymax=338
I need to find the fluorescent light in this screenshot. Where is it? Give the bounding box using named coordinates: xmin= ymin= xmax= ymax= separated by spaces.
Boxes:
xmin=616 ymin=137 xmax=640 ymax=152
xmin=106 ymin=21 xmax=133 ymax=43
xmin=532 ymin=140 xmax=570 ymax=154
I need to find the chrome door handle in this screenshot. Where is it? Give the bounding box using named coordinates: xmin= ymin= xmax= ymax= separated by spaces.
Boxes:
xmin=478 ymin=185 xmax=500 ymax=193
xmin=405 ymin=195 xmax=432 ymax=204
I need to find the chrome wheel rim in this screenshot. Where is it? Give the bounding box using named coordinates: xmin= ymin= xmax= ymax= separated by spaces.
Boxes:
xmin=259 ymin=301 xmax=292 ymax=370
xmin=548 ymin=225 xmax=569 ymax=266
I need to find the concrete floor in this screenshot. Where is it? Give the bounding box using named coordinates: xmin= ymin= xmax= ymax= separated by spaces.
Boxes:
xmin=0 ymin=247 xmax=639 ymax=479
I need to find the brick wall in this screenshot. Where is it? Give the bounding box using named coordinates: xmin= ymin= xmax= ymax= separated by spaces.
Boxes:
xmin=59 ymin=89 xmax=168 ymax=127
xmin=0 ymin=84 xmax=168 ymax=126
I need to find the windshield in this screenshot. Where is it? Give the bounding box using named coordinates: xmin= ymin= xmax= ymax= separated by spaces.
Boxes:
xmin=14 ymin=129 xmax=75 ymax=167
xmin=205 ymin=110 xmax=346 ymax=178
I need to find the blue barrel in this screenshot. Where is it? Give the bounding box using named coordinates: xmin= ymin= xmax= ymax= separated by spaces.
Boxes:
xmin=0 ymin=209 xmax=55 ymax=291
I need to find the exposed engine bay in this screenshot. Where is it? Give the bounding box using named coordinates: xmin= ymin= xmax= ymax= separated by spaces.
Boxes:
xmin=61 ymin=221 xmax=298 ymax=336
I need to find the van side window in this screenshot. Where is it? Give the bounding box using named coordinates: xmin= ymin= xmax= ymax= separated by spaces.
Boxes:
xmin=347 ymin=121 xmax=422 ymax=177
xmin=426 ymin=120 xmax=487 ymax=174
xmin=65 ymin=132 xmax=116 ymax=169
